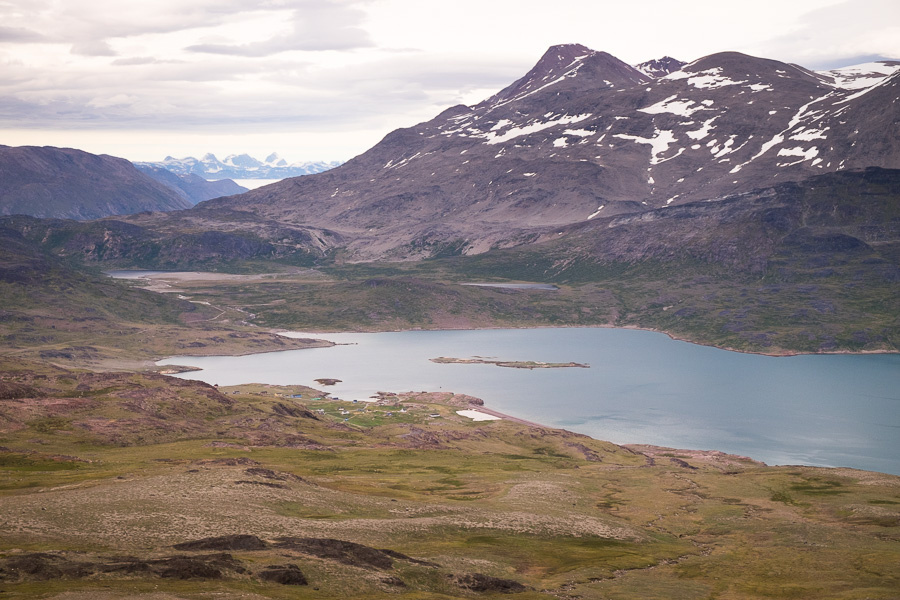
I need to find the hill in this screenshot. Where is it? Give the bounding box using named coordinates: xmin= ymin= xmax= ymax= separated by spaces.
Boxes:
xmin=0 ymin=146 xmax=192 ymax=220
xmin=134 ymin=164 xmax=248 ymax=205
xmin=0 ymin=362 xmax=897 ymax=598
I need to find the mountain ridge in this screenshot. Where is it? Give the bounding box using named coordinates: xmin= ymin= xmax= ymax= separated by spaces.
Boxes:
xmin=199 ymin=45 xmax=900 ymax=261
xmin=133 ymin=164 xmax=248 ymax=205
xmin=0 ymin=145 xmax=193 ymax=220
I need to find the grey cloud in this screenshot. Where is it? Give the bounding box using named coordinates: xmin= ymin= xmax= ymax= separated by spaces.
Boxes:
xmin=805 ymin=54 xmax=899 ymax=70
xmin=71 ymin=40 xmax=117 ymax=56
xmin=0 ymin=0 xmax=374 ymax=51
xmin=749 ymin=0 xmax=900 ymax=68
xmin=187 ymin=4 xmax=373 ymax=56
xmin=112 ymin=57 xmax=166 ymax=66
xmin=294 ymin=53 xmax=525 ymax=100
xmin=0 ymin=47 xmax=523 ymax=135
xmin=0 ymin=26 xmax=45 ymax=43
xmin=0 ymin=7 xmax=521 ymax=140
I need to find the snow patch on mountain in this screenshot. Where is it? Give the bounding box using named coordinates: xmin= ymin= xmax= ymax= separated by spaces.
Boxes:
xmin=821 ymin=61 xmax=900 ymax=89
xmin=729 ymin=92 xmax=835 ymax=173
xmin=777 ymin=146 xmax=820 ymax=167
xmin=666 ymin=67 xmax=749 ymax=90
xmin=489 ymin=52 xmax=594 ymax=110
xmin=639 ymin=95 xmax=710 ymax=117
xmin=614 ymin=129 xmax=678 ymax=164
xmin=686 ymin=68 xmax=749 ymax=89
xmin=686 ymin=117 xmax=718 ymax=140
xmin=790 ymin=127 xmax=829 ymax=141
xmin=482 ymin=113 xmax=593 ymax=145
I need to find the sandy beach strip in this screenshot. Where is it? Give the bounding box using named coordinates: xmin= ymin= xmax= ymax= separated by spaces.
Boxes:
xmin=459 ymin=405 xmax=549 ymax=429
xmin=456 ymin=409 xmax=501 ymax=421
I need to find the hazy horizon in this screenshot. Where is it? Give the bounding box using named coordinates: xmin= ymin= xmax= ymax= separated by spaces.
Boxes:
xmin=2 ymin=0 xmax=898 ymax=163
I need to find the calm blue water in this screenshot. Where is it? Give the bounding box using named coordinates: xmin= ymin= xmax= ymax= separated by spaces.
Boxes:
xmin=104 ymin=270 xmax=175 ymax=279
xmin=158 ymin=328 xmax=900 ymax=475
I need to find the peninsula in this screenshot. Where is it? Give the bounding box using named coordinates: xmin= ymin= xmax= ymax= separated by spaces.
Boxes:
xmin=431 ymin=356 xmax=590 ymax=369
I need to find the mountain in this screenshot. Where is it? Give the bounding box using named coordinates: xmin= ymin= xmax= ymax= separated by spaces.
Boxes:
xmin=635 ymin=56 xmax=686 ymax=78
xmin=137 ymin=153 xmax=343 ymax=180
xmin=2 ymin=46 xmax=898 ymax=353
xmin=199 ymin=44 xmax=900 ymax=260
xmin=0 ymin=146 xmax=192 ymax=220
xmin=134 ymin=164 xmax=247 ymax=205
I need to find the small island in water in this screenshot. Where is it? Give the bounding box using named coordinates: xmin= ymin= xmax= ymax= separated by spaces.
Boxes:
xmin=430 ymin=356 xmax=589 ymax=369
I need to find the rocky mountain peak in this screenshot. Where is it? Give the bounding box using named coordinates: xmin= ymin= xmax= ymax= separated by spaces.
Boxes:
xmin=223 ymin=154 xmax=263 ymax=169
xmin=481 ymin=43 xmax=648 ymax=108
xmin=264 ymin=152 xmax=288 ymax=167
xmin=672 ymin=51 xmax=825 ymax=87
xmin=635 ymin=56 xmax=686 ymax=78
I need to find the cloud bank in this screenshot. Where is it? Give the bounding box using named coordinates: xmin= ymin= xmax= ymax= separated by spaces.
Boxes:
xmin=0 ymin=0 xmax=897 ymax=161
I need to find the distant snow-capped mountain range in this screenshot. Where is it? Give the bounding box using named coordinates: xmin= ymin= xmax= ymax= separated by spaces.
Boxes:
xmin=136 ymin=153 xmax=343 ymax=180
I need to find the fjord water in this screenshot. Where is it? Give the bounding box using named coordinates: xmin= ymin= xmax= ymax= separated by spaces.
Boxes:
xmin=158 ymin=328 xmax=900 ymax=475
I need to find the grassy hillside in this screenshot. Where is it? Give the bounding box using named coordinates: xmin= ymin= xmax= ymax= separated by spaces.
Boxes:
xmin=0 ymin=227 xmax=331 ymax=368
xmin=1 ymin=360 xmax=898 ymax=599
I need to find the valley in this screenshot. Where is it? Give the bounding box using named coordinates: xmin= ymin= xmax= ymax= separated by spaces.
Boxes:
xmin=1 ymin=41 xmax=899 ymax=599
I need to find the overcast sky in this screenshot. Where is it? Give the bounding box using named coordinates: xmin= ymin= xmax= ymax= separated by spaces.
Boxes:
xmin=1 ymin=0 xmax=898 ymax=163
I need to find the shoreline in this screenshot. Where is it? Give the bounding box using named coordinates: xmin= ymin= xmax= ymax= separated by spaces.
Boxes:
xmin=150 ymin=326 xmax=898 ymax=477
xmin=456 ymin=404 xmax=550 ymax=429
xmin=271 ymin=324 xmax=898 ymax=359
xmin=111 ymin=269 xmax=895 ymax=359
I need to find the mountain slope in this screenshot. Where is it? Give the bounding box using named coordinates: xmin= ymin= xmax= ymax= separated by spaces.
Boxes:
xmin=201 ymin=45 xmax=900 ymax=260
xmin=135 ymin=164 xmax=247 ymax=205
xmin=0 ymin=146 xmax=192 ymax=220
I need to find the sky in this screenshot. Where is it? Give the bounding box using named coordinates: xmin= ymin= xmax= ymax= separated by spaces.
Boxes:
xmin=1 ymin=0 xmax=898 ymax=163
